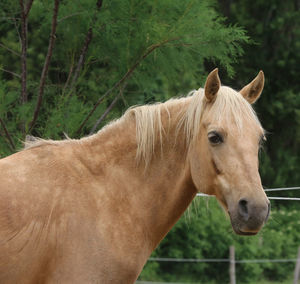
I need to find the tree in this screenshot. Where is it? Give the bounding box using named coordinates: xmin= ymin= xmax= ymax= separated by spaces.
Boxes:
xmin=218 ymin=0 xmax=300 ymax=188
xmin=0 ymin=0 xmax=249 ymax=156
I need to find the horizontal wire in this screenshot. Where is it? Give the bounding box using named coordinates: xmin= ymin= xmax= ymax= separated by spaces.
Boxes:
xmin=268 ymin=197 xmax=300 ymax=201
xmin=136 ymin=281 xmax=192 ymax=284
xmin=148 ymin=257 xmax=299 ymax=264
xmin=196 ymin=194 xmax=300 ymax=201
xmin=264 ymin=187 xmax=300 ymax=192
xmin=236 ymin=258 xmax=298 ymax=263
xmin=148 ymin=257 xmax=228 ymax=263
xmin=196 ymin=187 xmax=300 ymax=201
xmin=145 ymin=186 xmax=300 ymax=281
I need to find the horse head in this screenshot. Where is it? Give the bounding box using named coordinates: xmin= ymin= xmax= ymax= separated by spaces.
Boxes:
xmin=188 ymin=69 xmax=270 ymax=235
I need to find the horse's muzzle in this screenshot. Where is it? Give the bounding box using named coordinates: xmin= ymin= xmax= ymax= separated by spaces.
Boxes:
xmin=229 ymin=199 xmax=270 ymax=235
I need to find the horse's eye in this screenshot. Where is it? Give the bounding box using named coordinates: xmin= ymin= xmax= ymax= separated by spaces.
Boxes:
xmin=208 ymin=131 xmax=223 ymax=145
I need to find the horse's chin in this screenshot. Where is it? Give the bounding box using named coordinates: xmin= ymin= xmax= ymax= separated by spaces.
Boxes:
xmin=229 ymin=212 xmax=261 ymax=236
xmin=232 ymin=227 xmax=258 ymax=236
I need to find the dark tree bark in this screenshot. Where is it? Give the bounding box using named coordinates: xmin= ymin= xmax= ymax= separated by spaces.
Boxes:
xmin=0 ymin=118 xmax=15 ymax=151
xmin=75 ymin=37 xmax=180 ymax=136
xmin=29 ymin=0 xmax=60 ymax=132
xmin=20 ymin=0 xmax=34 ymax=104
xmin=90 ymin=82 xmax=127 ymax=134
xmin=67 ymin=0 xmax=103 ymax=93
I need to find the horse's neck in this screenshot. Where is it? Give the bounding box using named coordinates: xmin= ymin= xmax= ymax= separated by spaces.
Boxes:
xmin=85 ymin=98 xmax=197 ymax=257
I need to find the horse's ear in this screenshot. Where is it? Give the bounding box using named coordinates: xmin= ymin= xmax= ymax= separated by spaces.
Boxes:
xmin=240 ymin=71 xmax=264 ymax=104
xmin=204 ymin=68 xmax=221 ymax=103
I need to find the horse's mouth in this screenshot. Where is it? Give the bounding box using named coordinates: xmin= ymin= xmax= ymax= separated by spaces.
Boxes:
xmin=234 ymin=228 xmax=258 ymax=236
xmin=228 ymin=211 xmax=260 ymax=236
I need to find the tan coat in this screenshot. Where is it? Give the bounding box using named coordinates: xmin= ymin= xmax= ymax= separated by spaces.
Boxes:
xmin=0 ymin=69 xmax=269 ymax=283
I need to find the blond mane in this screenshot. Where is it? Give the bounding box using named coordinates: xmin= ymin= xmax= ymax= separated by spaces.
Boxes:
xmin=131 ymin=86 xmax=262 ymax=165
xmin=24 ymin=86 xmax=262 ymax=166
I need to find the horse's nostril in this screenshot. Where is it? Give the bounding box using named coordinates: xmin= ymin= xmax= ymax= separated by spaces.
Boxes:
xmin=238 ymin=198 xmax=249 ymax=221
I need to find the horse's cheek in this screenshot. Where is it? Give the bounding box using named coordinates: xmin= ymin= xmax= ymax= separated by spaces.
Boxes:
xmin=189 ymin=146 xmax=214 ymax=193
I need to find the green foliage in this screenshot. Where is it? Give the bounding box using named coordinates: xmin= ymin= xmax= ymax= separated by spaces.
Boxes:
xmin=139 ymin=198 xmax=300 ymax=283
xmin=0 ymin=1 xmax=299 ymax=283
xmin=0 ymin=0 xmax=249 ymax=155
xmin=219 ymin=0 xmax=300 ymax=189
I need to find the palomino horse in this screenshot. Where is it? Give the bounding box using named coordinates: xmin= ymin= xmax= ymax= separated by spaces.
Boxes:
xmin=0 ymin=69 xmax=269 ymax=283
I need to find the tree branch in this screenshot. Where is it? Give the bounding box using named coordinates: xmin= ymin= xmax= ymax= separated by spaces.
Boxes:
xmin=62 ymin=61 xmax=74 ymax=92
xmin=75 ymin=37 xmax=180 ymax=136
xmin=19 ymin=0 xmax=35 ymax=104
xmin=89 ymin=83 xmax=127 ymax=134
xmin=29 ymin=0 xmax=60 ymax=132
xmin=25 ymin=0 xmax=34 ymax=17
xmin=58 ymin=12 xmax=85 ymax=23
xmin=0 ymin=42 xmax=21 ymax=57
xmin=68 ymin=27 xmax=93 ymax=92
xmin=20 ymin=0 xmax=29 ymax=104
xmin=13 ymin=17 xmax=22 ymax=47
xmin=68 ymin=0 xmax=103 ymax=94
xmin=0 ymin=118 xmax=16 ymax=151
xmin=0 ymin=67 xmax=21 ymax=78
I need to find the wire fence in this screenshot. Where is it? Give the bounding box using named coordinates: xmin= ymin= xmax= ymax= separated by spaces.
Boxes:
xmin=136 ymin=281 xmax=191 ymax=284
xmin=150 ymin=187 xmax=300 ymax=265
xmin=141 ymin=187 xmax=300 ymax=284
xmin=196 ymin=186 xmax=300 ymax=201
xmin=144 ymin=246 xmax=300 ymax=284
xmin=140 ymin=253 xmax=300 ymax=284
xmin=264 ymin=187 xmax=300 ymax=192
xmin=148 ymin=257 xmax=298 ymax=264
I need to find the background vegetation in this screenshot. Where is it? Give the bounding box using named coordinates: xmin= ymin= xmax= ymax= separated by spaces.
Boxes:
xmin=0 ymin=0 xmax=299 ymax=283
